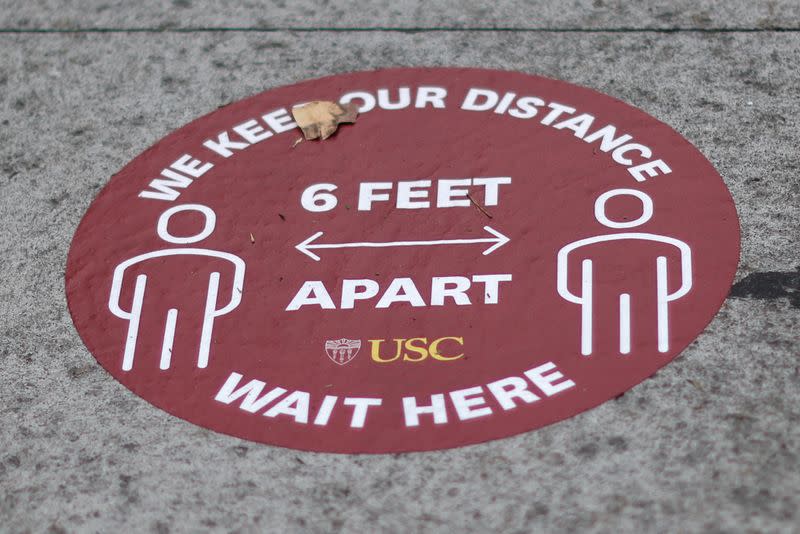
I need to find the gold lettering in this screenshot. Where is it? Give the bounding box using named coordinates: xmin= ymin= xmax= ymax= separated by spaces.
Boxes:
xmin=402 ymin=337 xmax=429 ymax=362
xmin=429 ymin=337 xmax=464 ymax=361
xmin=370 ymin=338 xmax=403 ymax=363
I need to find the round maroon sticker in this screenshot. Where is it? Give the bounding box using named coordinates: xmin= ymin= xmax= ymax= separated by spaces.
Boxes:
xmin=66 ymin=68 xmax=740 ymax=453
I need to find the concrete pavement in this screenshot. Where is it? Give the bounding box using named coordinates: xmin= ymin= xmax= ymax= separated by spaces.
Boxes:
xmin=0 ymin=4 xmax=798 ymax=532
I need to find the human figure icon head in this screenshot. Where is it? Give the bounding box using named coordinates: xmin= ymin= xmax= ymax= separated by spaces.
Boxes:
xmin=594 ymin=188 xmax=653 ymax=229
xmin=156 ymin=204 xmax=217 ymax=244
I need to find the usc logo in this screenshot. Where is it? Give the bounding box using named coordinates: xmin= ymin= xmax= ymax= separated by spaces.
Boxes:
xmin=369 ymin=337 xmax=464 ymax=363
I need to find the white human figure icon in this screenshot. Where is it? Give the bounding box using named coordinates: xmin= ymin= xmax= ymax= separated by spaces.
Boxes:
xmin=108 ymin=204 xmax=245 ymax=371
xmin=557 ymin=189 xmax=692 ymax=356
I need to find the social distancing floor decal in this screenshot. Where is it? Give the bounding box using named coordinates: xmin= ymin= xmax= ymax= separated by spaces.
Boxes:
xmin=65 ymin=68 xmax=740 ymax=453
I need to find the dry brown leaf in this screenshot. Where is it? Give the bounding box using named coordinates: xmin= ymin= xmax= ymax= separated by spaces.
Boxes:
xmin=291 ymin=101 xmax=359 ymax=140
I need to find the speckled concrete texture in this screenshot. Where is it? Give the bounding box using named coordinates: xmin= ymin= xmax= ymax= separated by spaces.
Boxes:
xmin=0 ymin=4 xmax=798 ymax=533
xmin=1 ymin=0 xmax=800 ymax=30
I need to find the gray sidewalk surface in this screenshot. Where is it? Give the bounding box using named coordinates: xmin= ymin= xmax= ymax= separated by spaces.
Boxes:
xmin=2 ymin=1 xmax=800 ymax=30
xmin=0 ymin=2 xmax=798 ymax=533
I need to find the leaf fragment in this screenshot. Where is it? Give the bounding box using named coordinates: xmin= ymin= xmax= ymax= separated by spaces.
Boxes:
xmin=291 ymin=101 xmax=359 ymax=140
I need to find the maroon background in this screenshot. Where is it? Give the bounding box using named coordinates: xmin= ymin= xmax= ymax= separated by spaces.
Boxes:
xmin=65 ymin=68 xmax=740 ymax=453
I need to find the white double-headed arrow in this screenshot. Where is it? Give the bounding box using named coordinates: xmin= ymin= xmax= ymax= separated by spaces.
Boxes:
xmin=295 ymin=226 xmax=510 ymax=262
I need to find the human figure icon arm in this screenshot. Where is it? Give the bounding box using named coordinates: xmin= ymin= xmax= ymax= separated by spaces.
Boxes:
xmin=109 ymin=259 xmax=142 ymax=320
xmin=657 ymin=239 xmax=692 ymax=303
xmin=108 ymin=258 xmax=148 ymax=371
xmin=210 ymin=254 xmax=246 ymax=316
xmin=557 ymin=243 xmax=594 ymax=355
xmin=655 ymin=239 xmax=692 ymax=353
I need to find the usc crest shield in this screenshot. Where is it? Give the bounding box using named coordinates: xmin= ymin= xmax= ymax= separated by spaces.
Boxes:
xmin=325 ymin=339 xmax=361 ymax=365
